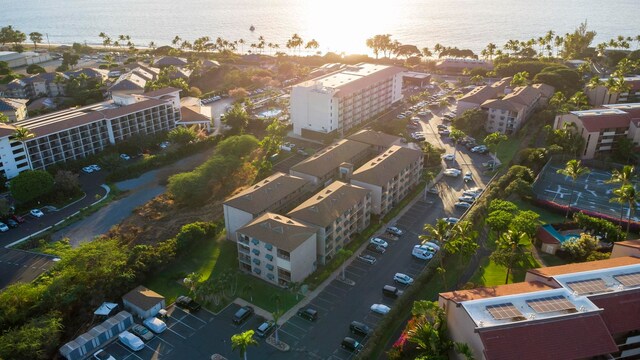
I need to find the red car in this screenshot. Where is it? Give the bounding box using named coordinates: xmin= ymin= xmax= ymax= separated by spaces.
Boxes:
xmin=11 ymin=214 xmax=25 ymax=223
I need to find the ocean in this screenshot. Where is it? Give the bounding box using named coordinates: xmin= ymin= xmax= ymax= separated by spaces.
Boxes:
xmin=3 ymin=0 xmax=640 ymax=55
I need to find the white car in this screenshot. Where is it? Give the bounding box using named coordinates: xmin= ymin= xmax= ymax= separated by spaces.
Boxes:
xmin=463 ymin=188 xmax=483 ymax=197
xmin=394 ymin=273 xmax=414 ymax=285
xmin=412 ymin=245 xmax=434 ymax=260
xmin=370 ymin=304 xmax=391 ymax=315
xmin=159 ymin=141 xmax=170 ymax=149
xmin=30 ymin=209 xmax=44 ymax=218
xmin=458 ymin=195 xmax=475 ymax=203
xmin=357 ymin=254 xmax=377 ymax=265
xmin=118 ymin=331 xmax=144 ymax=351
xmin=444 ymin=168 xmax=462 ymax=177
xmin=89 ymin=164 xmax=101 ymax=171
xmin=370 ymin=237 xmax=389 ymax=248
xmin=82 ymin=166 xmax=94 ymax=174
xmin=143 ymin=317 xmax=167 ymax=333
xmin=423 ymin=241 xmax=441 ymax=251
xmin=471 ymin=145 xmax=488 ymax=153
xmin=455 ymin=201 xmax=472 ymax=209
xmin=93 ymin=349 xmax=116 ymax=360
xmin=441 ymin=154 xmax=455 ymax=161
xmin=0 ymin=222 xmax=8 ymax=232
xmin=397 ymin=114 xmax=406 ymax=119
xmin=463 ymin=172 xmax=473 ymax=183
xmin=120 ymin=153 xmax=131 ymax=161
xmin=386 ymin=226 xmax=403 ymax=236
xmin=442 ymin=217 xmax=460 ymax=224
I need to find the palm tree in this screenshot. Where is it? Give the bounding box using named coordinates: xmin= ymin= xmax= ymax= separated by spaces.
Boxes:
xmin=238 ymin=38 xmax=245 ymax=54
xmin=305 ymin=39 xmax=320 ymax=55
xmin=421 ymin=47 xmax=432 ymax=58
xmin=449 ymin=128 xmax=465 ymax=162
xmin=420 ymin=219 xmax=452 ymax=289
xmin=231 ymin=330 xmax=258 ymax=360
xmin=29 ymin=32 xmax=43 ymax=50
xmin=556 ymin=160 xmax=590 ymax=220
xmin=172 ymin=35 xmax=182 ymax=48
xmin=610 ymin=185 xmax=639 ymax=236
xmin=271 ymin=309 xmax=284 ymax=345
xmin=484 ymin=131 xmax=507 ymax=161
xmin=12 ymin=127 xmax=35 ymax=143
xmin=490 ymin=230 xmax=529 ymax=284
xmin=607 ymin=165 xmax=636 ymax=186
xmin=148 ymin=41 xmax=156 ymax=51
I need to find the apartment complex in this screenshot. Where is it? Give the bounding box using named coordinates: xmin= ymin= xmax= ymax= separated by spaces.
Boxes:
xmin=346 ymin=129 xmax=404 ymax=153
xmin=3 ymin=72 xmax=67 ymax=99
xmin=482 ymin=84 xmax=554 ymax=134
xmin=585 ymin=75 xmax=640 ymax=106
xmin=439 ymin=256 xmax=640 ymax=360
xmin=222 ymin=172 xmax=310 ymax=240
xmin=0 ymin=88 xmax=181 ymax=179
xmin=350 ymin=145 xmax=423 ymax=215
xmin=288 ymin=181 xmax=371 ymax=265
xmin=289 ymin=139 xmax=371 ymax=187
xmin=236 ymin=213 xmax=317 ymax=287
xmin=0 ymin=97 xmax=28 ymax=122
xmin=290 ymin=63 xmax=404 ymax=139
xmin=554 ymin=103 xmax=640 ymax=159
xmin=455 ymin=77 xmax=510 ymax=115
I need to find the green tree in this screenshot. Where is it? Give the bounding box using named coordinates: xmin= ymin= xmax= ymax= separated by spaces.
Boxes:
xmin=167 ymin=171 xmax=207 ymax=205
xmin=54 ymin=170 xmax=81 ymax=196
xmin=216 ymin=134 xmax=259 ymax=158
xmin=561 ymin=233 xmax=600 ymax=262
xmin=449 ymin=128 xmax=466 ymax=162
xmin=10 ymin=170 xmax=54 ymax=203
xmin=0 ymin=313 xmax=63 ymax=360
xmin=167 ymin=126 xmax=198 ymax=145
xmin=610 ymin=185 xmax=639 ymax=236
xmin=231 ymin=330 xmax=259 ymax=360
xmin=484 ymin=132 xmax=508 ymax=161
xmin=556 ymin=159 xmax=590 ymax=220
xmin=28 ymin=32 xmax=43 ymax=50
xmin=606 ymin=165 xmax=636 ymax=186
xmin=488 ymin=199 xmax=519 ymax=214
xmin=561 ymin=21 xmax=597 ymax=59
xmin=486 ymin=210 xmax=512 ymax=239
xmin=510 ymin=71 xmax=529 ymax=87
xmin=271 ymin=309 xmax=284 ymax=344
xmin=221 ymin=103 xmax=250 ymax=135
xmin=490 ymin=230 xmax=530 ymax=284
xmin=420 ymin=218 xmax=452 ymax=288
xmin=509 ymin=210 xmax=540 ymax=238
xmin=12 ymin=127 xmax=35 ymax=142
xmin=259 ymin=119 xmax=286 ymax=158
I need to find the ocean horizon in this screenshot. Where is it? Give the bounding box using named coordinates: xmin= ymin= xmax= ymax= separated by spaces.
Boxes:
xmin=4 ymin=0 xmax=640 ymax=55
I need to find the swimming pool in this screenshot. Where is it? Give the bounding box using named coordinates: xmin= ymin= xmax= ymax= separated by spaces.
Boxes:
xmin=542 ymin=224 xmax=580 ymax=244
xmin=256 ymin=109 xmax=282 ymax=118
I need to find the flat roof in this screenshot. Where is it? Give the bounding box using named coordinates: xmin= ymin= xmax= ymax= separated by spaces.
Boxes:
xmin=224 ymin=172 xmax=308 ymax=215
xmin=527 ymin=256 xmax=640 ymax=278
xmin=347 ymin=129 xmax=401 ymax=148
xmin=237 ymin=212 xmax=316 ymax=252
xmin=440 ymin=281 xmax=557 ymax=304
xmin=290 ymin=139 xmax=370 ymax=179
xmin=351 ymin=145 xmax=422 ymax=187
xmin=288 ymin=181 xmax=370 ymax=228
xmin=550 ymin=263 xmax=640 ymax=296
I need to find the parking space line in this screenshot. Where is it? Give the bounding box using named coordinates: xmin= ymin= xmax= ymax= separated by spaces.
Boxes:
xmin=171 ymin=315 xmax=197 ymax=331
xmin=182 ymin=311 xmax=208 ymax=325
xmin=278 ymin=328 xmax=300 ymax=340
xmin=327 ymin=283 xmax=349 ymax=293
xmin=144 ymin=344 xmax=162 ymax=357
xmin=345 ymin=270 xmax=362 ymax=279
xmin=282 ymin=321 xmax=308 ymax=333
xmin=322 ymin=289 xmax=342 ymax=298
xmin=153 ymin=335 xmax=174 ymax=348
xmin=309 ymin=301 xmax=330 ymax=312
xmin=313 ymin=296 xmax=333 ymax=306
xmin=166 ymin=326 xmax=187 ymax=339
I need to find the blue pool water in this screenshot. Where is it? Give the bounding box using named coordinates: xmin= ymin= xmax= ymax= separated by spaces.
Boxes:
xmin=256 ymin=109 xmax=282 ymax=118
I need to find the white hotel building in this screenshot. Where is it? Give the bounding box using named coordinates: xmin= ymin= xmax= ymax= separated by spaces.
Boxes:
xmin=0 ymin=87 xmax=180 ymax=179
xmin=290 ymin=63 xmax=404 ymax=139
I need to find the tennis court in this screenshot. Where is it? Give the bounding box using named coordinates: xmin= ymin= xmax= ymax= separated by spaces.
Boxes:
xmin=532 ymin=160 xmax=640 ymax=222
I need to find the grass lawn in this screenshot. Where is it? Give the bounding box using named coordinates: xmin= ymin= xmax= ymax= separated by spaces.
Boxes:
xmin=146 ymin=233 xmax=298 ymax=313
xmin=511 ymin=198 xmax=564 ymax=224
xmin=496 ymin=137 xmax=521 ymax=166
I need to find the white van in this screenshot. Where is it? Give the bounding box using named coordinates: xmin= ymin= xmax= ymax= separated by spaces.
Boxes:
xmin=143 ymin=317 xmax=167 ymax=334
xmin=118 ymin=331 xmax=144 ymax=351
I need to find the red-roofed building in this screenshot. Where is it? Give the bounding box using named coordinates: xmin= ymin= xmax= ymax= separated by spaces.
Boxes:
xmin=554 ymin=103 xmax=640 ymax=159
xmin=290 ymin=63 xmax=404 ymax=140
xmin=611 ymin=240 xmax=640 ymax=258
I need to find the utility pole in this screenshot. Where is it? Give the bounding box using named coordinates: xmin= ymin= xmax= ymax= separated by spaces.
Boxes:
xmin=46 ymin=33 xmax=51 ymax=50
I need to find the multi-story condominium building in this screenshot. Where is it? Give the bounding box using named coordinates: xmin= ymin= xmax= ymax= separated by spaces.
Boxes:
xmin=455 ymin=77 xmax=511 ymax=115
xmin=290 ymin=63 xmax=404 ymax=139
xmin=350 ymin=145 xmax=423 ymax=216
xmin=435 ymin=58 xmax=492 ymax=74
xmin=0 ymin=88 xmax=181 ymax=179
xmin=236 ymin=212 xmax=317 ymax=288
xmin=288 ymin=181 xmax=371 ymax=265
xmin=223 ymin=172 xmax=310 ymax=240
xmin=585 ymin=75 xmax=640 ymax=106
xmin=0 ymin=97 xmax=28 ymax=122
xmin=289 ymin=139 xmax=371 ymax=187
xmin=554 ymin=103 xmax=640 ymax=159
xmin=64 ymin=67 xmax=110 ymax=82
xmin=3 ymin=72 xmax=68 ymax=99
xmin=439 ymin=256 xmax=640 ymax=360
xmin=482 ymin=84 xmax=554 ymax=135
xmin=346 ymin=129 xmax=404 ymax=154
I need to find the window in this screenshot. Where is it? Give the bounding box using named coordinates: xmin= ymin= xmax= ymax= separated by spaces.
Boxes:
xmin=251 ymin=238 xmax=259 ymax=245
xmin=253 ymin=258 xmax=261 ymax=265
xmin=253 ymin=268 xmax=261 ymax=275
xmin=265 ymin=244 xmax=273 ymax=251
xmin=265 ymin=254 xmax=274 ymax=261
xmin=252 ymin=249 xmax=260 ymax=256
xmin=267 ymin=273 xmax=275 ymax=280
xmin=266 ymin=264 xmax=274 ymax=271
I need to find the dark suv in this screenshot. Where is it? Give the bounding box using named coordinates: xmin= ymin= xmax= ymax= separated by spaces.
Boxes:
xmin=232 ymin=306 xmax=254 ymax=324
xmin=176 ymin=295 xmax=201 ymax=312
xmin=349 ymin=321 xmax=371 ymax=337
xmin=297 ymin=307 xmax=318 ymax=321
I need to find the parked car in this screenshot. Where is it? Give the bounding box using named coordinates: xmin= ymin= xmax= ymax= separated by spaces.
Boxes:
xmin=444 ymin=168 xmax=461 ymax=177
xmin=436 ymin=124 xmax=447 ymax=130
xmin=455 ymin=202 xmax=472 ymax=209
xmin=11 ymin=214 xmax=25 ymax=223
xmin=82 ymin=166 xmax=94 ymax=174
xmin=159 ymin=141 xmax=170 ymax=149
xmin=341 ymin=336 xmax=363 ymax=352
xmin=143 ymin=317 xmax=167 ymax=333
xmin=0 ymin=222 xmax=8 ymax=232
xmin=30 ymin=209 xmax=44 ymax=218
xmin=232 ymin=306 xmax=254 ymax=324
xmin=427 ymin=187 xmax=439 ymax=194
xmin=370 ymin=304 xmax=391 ymax=315
xmin=471 ymin=145 xmax=488 ymax=153
xmin=357 ymin=253 xmax=377 ymax=264
xmin=483 ymin=160 xmax=498 ymax=168
xmin=256 ymin=321 xmax=275 ymax=337
xmin=412 ymin=245 xmax=434 ymax=260
xmin=463 ymin=188 xmax=484 ymax=197
xmin=89 ymin=164 xmax=101 ymax=171
xmin=349 ymin=321 xmax=372 ymax=337
xmin=423 ymin=241 xmax=441 ymax=251
xmin=5 ymin=219 xmax=18 ymax=228
xmin=93 ymin=349 xmax=116 ymax=360
xmin=441 ymin=154 xmax=455 ymax=161
xmin=438 ymin=129 xmax=451 ymax=136
xmin=130 ymin=324 xmax=154 ymax=341
xmin=118 ymin=331 xmax=144 ymax=351
xmin=386 ymin=226 xmax=403 ymax=236
xmin=393 ymin=273 xmax=414 ymax=285
xmin=297 ymin=307 xmax=318 ymax=321
xmin=458 ymin=195 xmax=475 ymax=203
xmin=120 ymin=153 xmax=131 ymax=160
xmin=383 ymin=284 xmax=404 ymax=298
xmin=366 ymin=243 xmax=386 ymax=254
xmin=176 ymin=295 xmax=201 ymax=312
xmin=463 ymin=171 xmax=473 ymax=183
xmin=370 ymin=237 xmax=389 ymax=248
xmin=442 ymin=217 xmax=460 ymax=224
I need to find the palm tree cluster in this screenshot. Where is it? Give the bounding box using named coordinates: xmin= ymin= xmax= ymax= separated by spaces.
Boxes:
xmin=607 ymin=165 xmax=639 ymax=236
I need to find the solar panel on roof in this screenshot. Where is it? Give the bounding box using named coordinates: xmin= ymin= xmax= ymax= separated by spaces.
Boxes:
xmin=486 ymin=303 xmax=524 ymax=320
xmin=527 ymin=295 xmax=576 ymax=314
xmin=567 ymin=278 xmax=609 ymax=295
xmin=614 ymin=272 xmax=640 ymax=287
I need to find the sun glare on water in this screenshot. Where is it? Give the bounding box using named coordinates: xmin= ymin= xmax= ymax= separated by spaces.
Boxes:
xmin=304 ymin=0 xmax=395 ymax=54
